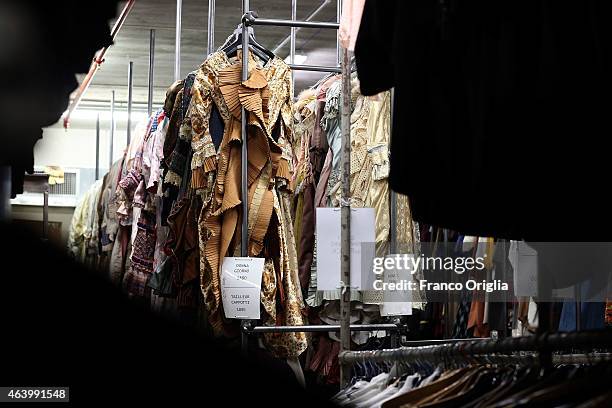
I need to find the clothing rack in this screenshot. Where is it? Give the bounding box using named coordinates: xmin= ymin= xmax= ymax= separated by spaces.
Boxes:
xmin=233 ymin=2 xmax=355 ymax=379
xmin=338 ymin=329 xmax=612 ymax=366
xmin=243 ymin=323 xmax=402 ymax=334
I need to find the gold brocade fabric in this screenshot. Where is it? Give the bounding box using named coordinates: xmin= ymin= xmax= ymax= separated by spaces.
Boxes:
xmin=188 ymin=51 xmax=307 ymax=357
xmin=364 ymin=91 xmax=391 ymax=257
xmin=342 ymin=87 xmax=391 ymax=257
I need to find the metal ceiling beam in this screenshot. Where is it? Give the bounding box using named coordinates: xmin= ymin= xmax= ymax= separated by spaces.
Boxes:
xmin=272 ymin=0 xmax=331 ymax=55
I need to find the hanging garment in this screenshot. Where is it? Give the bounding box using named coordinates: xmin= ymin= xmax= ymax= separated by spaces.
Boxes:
xmin=158 ymin=74 xmax=201 ymax=314
xmin=558 ymin=281 xmax=606 ymax=332
xmin=292 ymin=90 xmax=317 ymax=293
xmin=119 ymin=110 xmax=169 ymax=300
xmin=355 ymin=0 xmax=612 ymax=240
xmin=67 ymin=179 xmax=103 ymax=262
xmin=341 ymin=87 xmax=392 ymax=257
xmin=116 ymin=118 xmax=149 ymax=227
xmin=452 ymin=291 xmax=472 ymax=338
xmin=99 ymin=158 xmax=123 ymax=254
xmin=97 ymin=157 xmax=124 ymax=277
xmin=315 ymin=80 xmax=342 ymax=208
xmin=187 ymin=50 xmax=307 ymax=357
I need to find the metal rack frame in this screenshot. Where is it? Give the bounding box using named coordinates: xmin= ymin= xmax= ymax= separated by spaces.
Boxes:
xmin=82 ymin=1 xmax=590 ymax=391
xmin=230 ymin=2 xmax=356 ymax=383
xmin=243 ymin=323 xmax=402 ymax=334
xmin=339 ymin=329 xmax=612 ymax=366
xmin=97 ymin=24 xmax=157 ymax=180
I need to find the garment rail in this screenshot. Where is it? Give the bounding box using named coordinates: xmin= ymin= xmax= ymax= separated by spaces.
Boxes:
xmin=243 ymin=11 xmax=340 ymax=29
xmin=243 ymin=11 xmax=341 ymax=73
xmin=400 ymin=338 xmax=488 ymax=347
xmin=243 ymin=323 xmax=403 ymax=334
xmin=237 ymin=1 xmax=354 ymax=372
xmin=243 ymin=323 xmax=405 ymax=352
xmin=288 ymin=63 xmax=341 ymax=73
xmin=339 ymin=330 xmax=612 ymax=366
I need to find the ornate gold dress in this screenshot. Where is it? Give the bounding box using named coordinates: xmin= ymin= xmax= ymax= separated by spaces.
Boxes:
xmin=186 ymin=51 xmax=307 ymax=358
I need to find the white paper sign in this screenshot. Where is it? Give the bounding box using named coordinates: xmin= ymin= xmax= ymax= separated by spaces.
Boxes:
xmin=509 ymin=241 xmax=538 ymax=297
xmin=315 ymin=208 xmax=376 ymax=291
xmin=380 ymin=254 xmax=413 ymax=316
xmin=220 ymin=257 xmax=265 ymax=319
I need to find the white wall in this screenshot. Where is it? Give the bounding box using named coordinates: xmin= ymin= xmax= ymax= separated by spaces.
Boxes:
xmin=10 ymin=111 xmax=147 ymax=239
xmin=35 ymin=112 xmax=139 ymax=171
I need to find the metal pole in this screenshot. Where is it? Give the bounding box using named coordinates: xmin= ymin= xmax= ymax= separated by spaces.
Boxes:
xmin=337 ymin=0 xmax=342 ymax=64
xmin=207 ymin=0 xmax=216 ymax=55
xmin=339 ymin=45 xmax=352 ymax=387
xmin=61 ymin=0 xmax=136 ymax=129
xmin=575 ymin=283 xmax=582 ymax=331
xmin=241 ymin=1 xmax=249 ymax=258
xmin=127 ymin=61 xmax=133 ymax=147
xmin=272 ymin=0 xmax=331 ymax=54
xmin=246 ymin=17 xmax=339 ymax=29
xmin=288 ymin=64 xmax=341 ymax=73
xmin=389 ymin=88 xmax=396 ymax=254
xmin=240 ymin=0 xmax=250 ymax=356
xmin=389 ymin=194 xmax=397 ymax=253
xmin=109 ymin=90 xmax=115 ymax=170
xmin=291 ymin=0 xmax=297 ymax=93
xmin=175 ymin=0 xmax=182 ymax=81
xmin=147 ymin=29 xmax=156 ymax=116
xmin=0 ymin=166 xmax=10 ymax=222
xmin=95 ymin=113 xmax=100 ymax=180
xmin=43 ymin=190 xmax=49 ymax=241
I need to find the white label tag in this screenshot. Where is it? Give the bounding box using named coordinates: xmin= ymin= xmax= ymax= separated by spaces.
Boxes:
xmin=220 ymin=257 xmax=265 ymax=319
xmin=380 ymin=254 xmax=413 ymax=316
xmin=315 ymin=208 xmax=376 ymax=291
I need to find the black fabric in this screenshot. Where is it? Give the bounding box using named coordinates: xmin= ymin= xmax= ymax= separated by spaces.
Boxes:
xmin=0 ymin=222 xmax=332 ymax=405
xmin=355 ymin=0 xmax=612 ymax=240
xmin=161 ymin=73 xmax=197 ymax=225
xmin=0 ymin=0 xmax=121 ymax=196
xmin=210 ymin=103 xmax=224 ymax=150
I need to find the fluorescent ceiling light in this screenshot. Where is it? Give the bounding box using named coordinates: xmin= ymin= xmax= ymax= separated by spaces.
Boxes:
xmin=284 ymin=54 xmax=308 ymax=65
xmin=63 ymin=109 xmax=148 ymax=124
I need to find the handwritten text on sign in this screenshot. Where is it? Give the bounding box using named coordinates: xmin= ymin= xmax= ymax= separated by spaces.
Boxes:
xmin=221 ymin=257 xmax=265 ymax=319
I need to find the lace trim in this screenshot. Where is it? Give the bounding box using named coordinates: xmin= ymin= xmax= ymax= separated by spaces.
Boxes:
xmin=368 ymin=143 xmax=390 ymax=181
xmin=164 ymin=170 xmax=182 ymax=187
xmin=191 ymin=141 xmax=217 ymax=170
xmin=321 ymin=81 xmax=342 ymax=130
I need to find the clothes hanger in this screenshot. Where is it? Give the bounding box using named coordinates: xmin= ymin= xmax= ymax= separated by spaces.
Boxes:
xmin=221 ymin=24 xmax=275 ymax=63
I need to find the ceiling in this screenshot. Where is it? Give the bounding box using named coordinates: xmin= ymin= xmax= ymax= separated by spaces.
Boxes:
xmin=78 ymin=0 xmax=340 ymax=112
